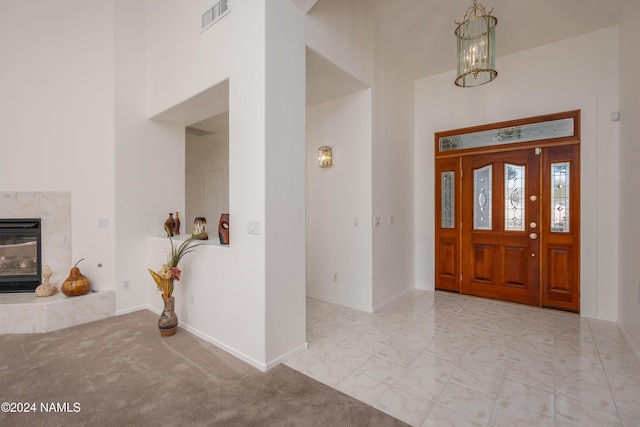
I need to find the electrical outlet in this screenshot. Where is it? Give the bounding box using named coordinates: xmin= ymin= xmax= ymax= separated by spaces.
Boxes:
xmin=123 ymin=280 xmax=131 ymax=291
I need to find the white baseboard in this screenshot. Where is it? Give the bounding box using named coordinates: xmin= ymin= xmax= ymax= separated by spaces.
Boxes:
xmin=617 ymin=320 xmax=640 ymax=365
xmin=177 ymin=320 xmax=269 ymax=372
xmin=305 ymin=292 xmax=373 ymax=313
xmin=115 ymin=305 xmax=149 ymax=316
xmin=372 ymin=286 xmax=415 ymax=312
xmin=116 ymin=305 xmax=306 ymax=372
xmin=266 ymin=342 xmax=308 ymax=370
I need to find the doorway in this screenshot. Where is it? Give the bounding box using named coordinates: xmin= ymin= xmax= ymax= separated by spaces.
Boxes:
xmin=434 ymin=111 xmax=580 ymax=312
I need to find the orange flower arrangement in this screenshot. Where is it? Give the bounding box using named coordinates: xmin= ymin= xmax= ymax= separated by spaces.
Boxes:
xmin=148 ymin=228 xmax=201 ymax=302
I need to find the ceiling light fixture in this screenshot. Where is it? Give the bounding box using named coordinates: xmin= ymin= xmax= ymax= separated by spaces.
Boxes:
xmin=455 ymin=0 xmax=497 ymax=87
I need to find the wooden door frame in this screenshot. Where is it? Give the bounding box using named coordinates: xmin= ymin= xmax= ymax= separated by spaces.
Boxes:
xmin=434 ymin=110 xmax=581 ymax=311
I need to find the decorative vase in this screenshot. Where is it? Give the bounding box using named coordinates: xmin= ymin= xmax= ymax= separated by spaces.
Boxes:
xmin=218 ymin=213 xmax=229 ymax=245
xmin=164 ymin=213 xmax=175 ymax=236
xmin=158 ymin=296 xmax=178 ymax=337
xmin=61 ymin=259 xmax=91 ymax=297
xmin=193 ymin=217 xmax=208 ymax=240
xmin=174 ymin=211 xmax=181 ymax=235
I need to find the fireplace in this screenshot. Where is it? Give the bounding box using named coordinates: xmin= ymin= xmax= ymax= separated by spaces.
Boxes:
xmin=0 ymin=218 xmax=42 ymax=293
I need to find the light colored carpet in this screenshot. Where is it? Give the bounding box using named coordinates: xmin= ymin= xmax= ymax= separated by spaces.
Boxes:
xmin=0 ymin=310 xmax=407 ymax=426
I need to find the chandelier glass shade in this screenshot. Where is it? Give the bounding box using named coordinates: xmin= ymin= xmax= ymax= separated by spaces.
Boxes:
xmin=455 ymin=0 xmax=497 ymax=87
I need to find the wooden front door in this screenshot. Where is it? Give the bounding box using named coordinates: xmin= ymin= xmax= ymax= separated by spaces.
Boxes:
xmin=462 ymin=148 xmax=540 ymax=306
xmin=434 ymin=110 xmax=581 ymax=312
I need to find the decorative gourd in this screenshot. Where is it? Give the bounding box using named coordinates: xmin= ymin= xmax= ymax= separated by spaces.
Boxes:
xmin=61 ymin=258 xmax=91 ymax=297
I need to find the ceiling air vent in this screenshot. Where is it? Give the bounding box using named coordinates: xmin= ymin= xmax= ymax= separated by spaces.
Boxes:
xmin=186 ymin=126 xmax=213 ymax=137
xmin=202 ymin=0 xmax=229 ymax=32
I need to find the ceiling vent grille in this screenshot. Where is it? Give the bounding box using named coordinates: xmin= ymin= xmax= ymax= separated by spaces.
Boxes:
xmin=202 ymin=0 xmax=229 ymax=32
xmin=186 ymin=126 xmax=213 ymax=137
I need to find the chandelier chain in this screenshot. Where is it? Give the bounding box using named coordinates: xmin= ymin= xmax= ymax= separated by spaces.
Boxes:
xmin=456 ymin=0 xmax=494 ymax=25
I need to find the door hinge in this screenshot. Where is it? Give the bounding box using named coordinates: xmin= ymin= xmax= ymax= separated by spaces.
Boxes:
xmin=460 ymin=273 xmax=463 ymax=283
xmin=535 ymin=147 xmax=541 ymax=155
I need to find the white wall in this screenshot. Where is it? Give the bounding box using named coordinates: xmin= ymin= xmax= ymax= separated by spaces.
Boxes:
xmin=306 ymin=90 xmax=373 ymax=311
xmin=371 ymin=34 xmax=415 ymax=308
xmin=415 ymin=27 xmax=620 ymax=320
xmin=305 ymin=0 xmax=375 ymax=311
xmin=618 ymin=0 xmax=640 ymax=357
xmin=305 ymin=0 xmax=374 ymax=87
xmin=264 ymin=0 xmax=307 ymax=363
xmin=185 ymin=131 xmax=230 ymax=234
xmin=0 ymin=0 xmax=116 ymax=292
xmin=145 ymin=0 xmax=306 ymax=369
xmin=304 ymin=0 xmax=415 ymax=312
xmin=114 ymin=0 xmax=185 ymax=314
xmin=146 ymin=1 xmax=233 ymax=118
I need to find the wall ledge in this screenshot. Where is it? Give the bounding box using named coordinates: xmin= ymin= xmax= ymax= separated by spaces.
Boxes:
xmin=0 ymin=290 xmax=115 ymax=334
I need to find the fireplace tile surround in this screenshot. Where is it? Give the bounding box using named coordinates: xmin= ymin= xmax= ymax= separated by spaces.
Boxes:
xmin=0 ymin=192 xmax=71 ymax=276
xmin=0 ymin=192 xmax=114 ymax=333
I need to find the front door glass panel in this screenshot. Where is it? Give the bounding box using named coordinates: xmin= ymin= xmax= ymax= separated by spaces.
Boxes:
xmin=551 ymin=162 xmax=570 ymax=232
xmin=439 ymin=118 xmax=574 ymax=152
xmin=504 ymin=164 xmax=525 ymax=231
xmin=474 ymin=165 xmax=492 ymax=230
xmin=441 ymin=171 xmax=455 ymax=228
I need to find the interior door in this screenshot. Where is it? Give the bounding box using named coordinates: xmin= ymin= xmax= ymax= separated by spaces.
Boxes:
xmin=462 ymin=149 xmax=540 ymax=306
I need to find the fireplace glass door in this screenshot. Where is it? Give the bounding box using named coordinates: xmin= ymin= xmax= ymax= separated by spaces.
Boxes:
xmin=0 ymin=219 xmax=42 ymax=293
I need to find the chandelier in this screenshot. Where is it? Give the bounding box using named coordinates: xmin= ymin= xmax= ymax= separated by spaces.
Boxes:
xmin=455 ymin=0 xmax=497 ymax=87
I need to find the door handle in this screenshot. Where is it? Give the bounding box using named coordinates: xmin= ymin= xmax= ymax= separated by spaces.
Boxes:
xmin=529 ymin=233 xmax=538 ymax=240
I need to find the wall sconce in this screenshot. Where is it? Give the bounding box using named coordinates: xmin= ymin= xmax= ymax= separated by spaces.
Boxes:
xmin=318 ymin=146 xmax=333 ymax=168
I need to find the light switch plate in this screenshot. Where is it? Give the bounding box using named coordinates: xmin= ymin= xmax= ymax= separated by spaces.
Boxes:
xmin=247 ymin=220 xmax=261 ymax=235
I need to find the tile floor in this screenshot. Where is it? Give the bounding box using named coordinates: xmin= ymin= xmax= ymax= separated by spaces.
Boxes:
xmin=284 ymin=290 xmax=640 ymax=427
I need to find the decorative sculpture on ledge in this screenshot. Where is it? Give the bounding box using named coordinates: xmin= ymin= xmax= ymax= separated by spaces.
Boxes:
xmin=35 ymin=265 xmax=57 ymax=297
xmin=61 ymin=259 xmax=91 ymax=297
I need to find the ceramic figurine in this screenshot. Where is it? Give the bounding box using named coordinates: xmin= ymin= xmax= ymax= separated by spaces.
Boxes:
xmin=35 ymin=265 xmax=56 ymax=297
xmin=164 ymin=213 xmax=175 ymax=237
xmin=193 ymin=217 xmax=208 ymax=240
xmin=218 ymin=213 xmax=229 ymax=245
xmin=174 ymin=211 xmax=181 ymax=235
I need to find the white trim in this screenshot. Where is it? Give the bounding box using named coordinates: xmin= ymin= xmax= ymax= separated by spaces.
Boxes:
xmin=306 ymin=292 xmax=373 ymax=313
xmin=136 ymin=305 xmax=269 ymax=372
xmin=617 ymin=320 xmax=640 ymax=365
xmin=115 ymin=305 xmax=148 ymax=316
xmin=372 ymin=286 xmax=415 ymax=312
xmin=266 ymin=343 xmax=308 ymax=370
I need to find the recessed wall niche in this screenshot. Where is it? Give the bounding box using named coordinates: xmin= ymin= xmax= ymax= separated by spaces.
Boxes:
xmin=185 ymin=111 xmax=229 ymax=239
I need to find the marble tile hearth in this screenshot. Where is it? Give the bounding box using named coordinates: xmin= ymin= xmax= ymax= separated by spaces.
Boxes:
xmin=0 ymin=291 xmax=115 ymax=334
xmin=0 ymin=191 xmax=115 ymax=335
